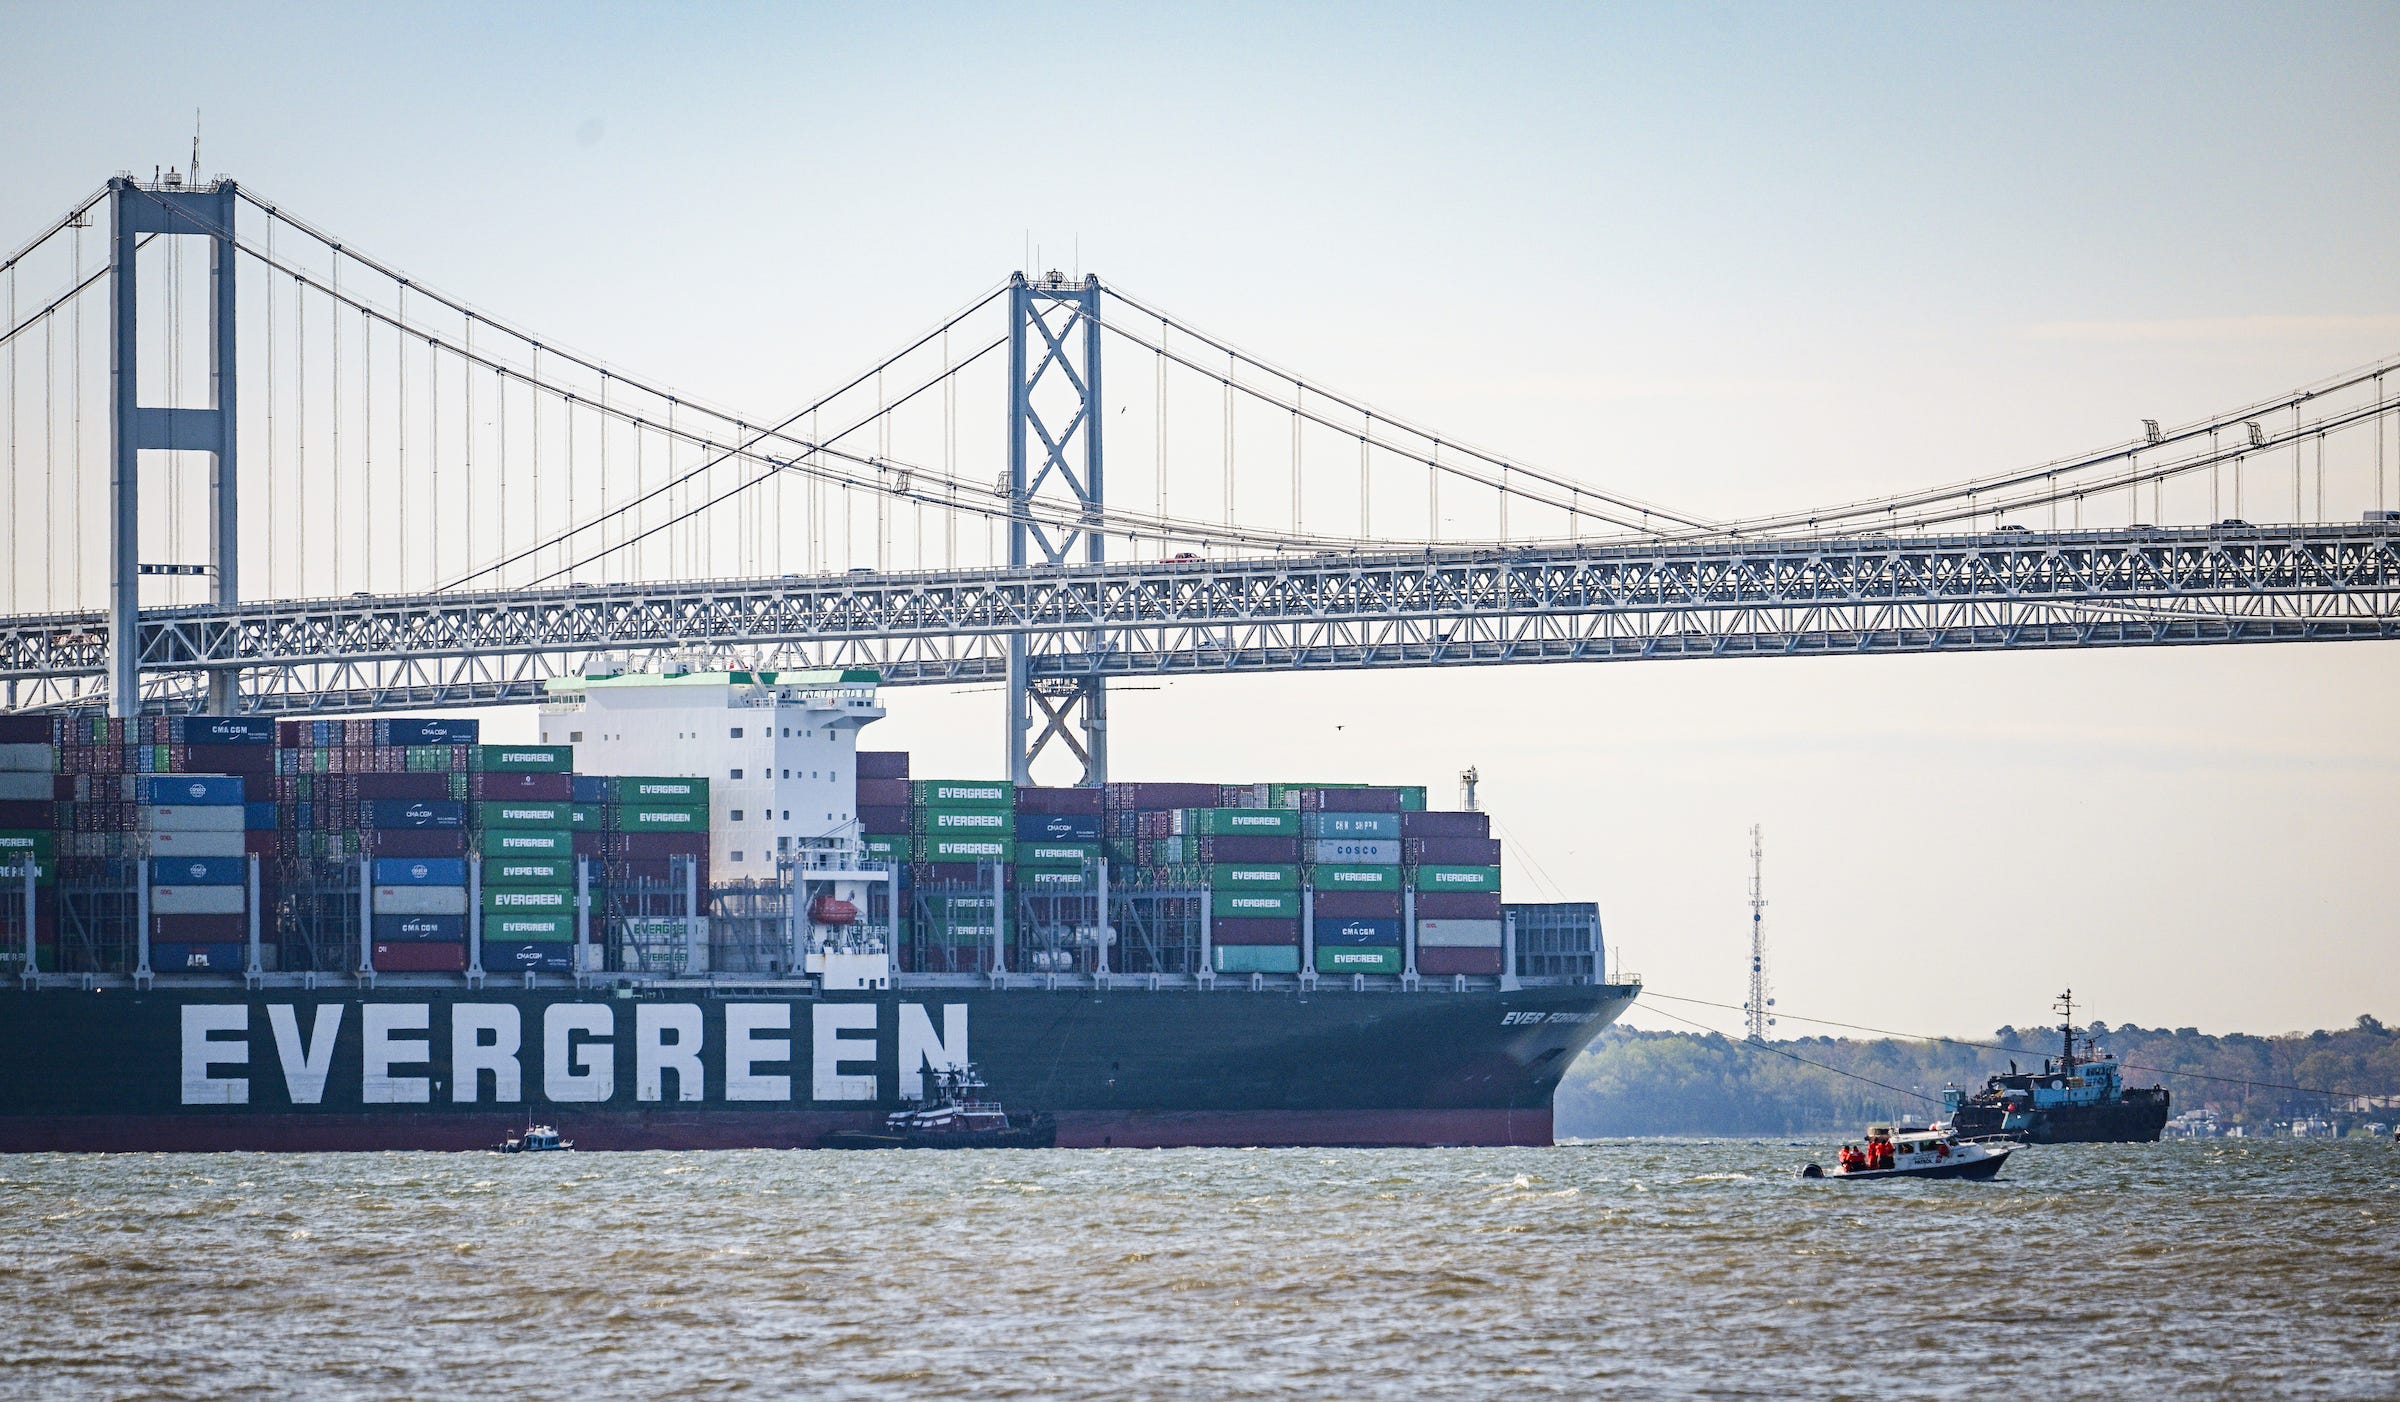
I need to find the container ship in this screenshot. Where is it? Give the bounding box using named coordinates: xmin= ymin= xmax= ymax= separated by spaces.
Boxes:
xmin=0 ymin=668 xmax=1636 ymax=1152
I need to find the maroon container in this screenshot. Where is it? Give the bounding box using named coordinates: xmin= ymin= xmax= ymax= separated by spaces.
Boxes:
xmin=371 ymin=941 xmax=469 ymax=972
xmin=1404 ymin=836 xmax=1502 ymax=865
xmin=1400 ymin=810 xmax=1490 ymax=839
xmin=855 ymin=778 xmax=912 ymax=809
xmin=911 ymin=862 xmax=983 ymax=886
xmin=183 ymin=743 xmax=277 ymax=776
xmin=1413 ymin=891 xmax=1503 ymax=920
xmin=856 ymin=750 xmax=912 ymax=780
xmin=1107 ymin=782 xmax=1219 ymax=812
xmin=1416 ymin=945 xmax=1504 ymax=976
xmin=0 ymin=800 xmax=58 ymax=830
xmin=1209 ymin=916 xmax=1300 ymax=945
xmin=0 ymin=715 xmax=60 ymax=743
xmin=619 ymin=832 xmax=707 ymax=858
xmin=470 ymin=772 xmax=572 ymax=801
xmin=1314 ymin=787 xmax=1402 ymax=813
xmin=1201 ymin=834 xmax=1299 ymax=863
xmin=857 ymin=804 xmax=911 ymax=834
xmin=364 ymin=829 xmax=469 ymax=857
xmin=243 ymin=831 xmax=278 ymax=859
xmin=1017 ymin=785 xmax=1105 ymax=815
xmin=352 ymin=773 xmax=454 ymax=800
xmin=1312 ymin=890 xmax=1403 ymax=919
xmin=154 ymin=913 xmax=246 ymax=941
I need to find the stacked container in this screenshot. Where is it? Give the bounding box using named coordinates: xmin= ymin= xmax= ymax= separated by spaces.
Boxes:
xmin=1402 ymin=808 xmax=1503 ymax=974
xmin=0 ymin=714 xmax=61 ymax=970
xmin=145 ymin=772 xmax=250 ymax=972
xmin=473 ymin=744 xmax=577 ymax=973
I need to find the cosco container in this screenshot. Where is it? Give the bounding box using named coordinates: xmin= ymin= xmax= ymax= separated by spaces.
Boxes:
xmin=1307 ymin=864 xmax=1401 ymax=892
xmin=372 ymin=914 xmax=466 ymax=942
xmin=1212 ymin=944 xmax=1301 ymax=975
xmin=1309 ymin=838 xmax=1399 ymax=866
xmin=606 ymin=775 xmax=709 ymax=805
xmin=143 ymin=775 xmax=245 ymax=806
xmin=372 ymin=857 xmax=468 ymax=887
xmin=474 ymin=744 xmax=573 ymax=773
xmin=1212 ymin=890 xmax=1300 ymax=920
xmin=372 ymin=886 xmax=470 ymax=916
xmin=1414 ymin=918 xmax=1503 ymax=948
xmin=148 ymin=856 xmax=246 ymax=887
xmin=1315 ymin=916 xmax=1401 ymax=947
xmin=1316 ymin=945 xmax=1402 ymax=974
xmin=911 ymin=779 xmax=1014 ymax=809
xmin=477 ymin=800 xmax=571 ymax=829
xmin=482 ymin=857 xmax=573 ymax=886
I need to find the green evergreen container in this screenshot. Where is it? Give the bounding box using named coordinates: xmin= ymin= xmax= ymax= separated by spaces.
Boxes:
xmin=861 ymin=833 xmax=914 ymax=862
xmin=1209 ymin=862 xmax=1299 ymax=891
xmin=1316 ymin=945 xmax=1402 ymax=974
xmin=485 ymin=912 xmax=575 ymax=943
xmin=1410 ymin=864 xmax=1501 ymax=892
xmin=477 ymin=800 xmax=571 ymax=829
xmin=606 ymin=775 xmax=709 ymax=804
xmin=612 ymin=804 xmax=707 ymax=831
xmin=924 ymin=835 xmax=1013 ymax=863
xmin=482 ymin=857 xmax=573 ymax=886
xmin=910 ymin=779 xmax=1014 ymax=809
xmin=1308 ymin=864 xmax=1401 ymax=891
xmin=483 ymin=886 xmax=574 ymax=915
xmin=916 ymin=808 xmax=1012 ymax=834
xmin=1018 ymin=840 xmax=1100 ymax=867
xmin=1213 ymin=890 xmax=1299 ymax=919
xmin=473 ymin=744 xmax=573 ymax=773
xmin=1180 ymin=807 xmax=1300 ymax=836
xmin=480 ymin=828 xmax=571 ymax=857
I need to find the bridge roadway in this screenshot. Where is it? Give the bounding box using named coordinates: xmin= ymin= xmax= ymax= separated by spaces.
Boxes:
xmin=1 ymin=523 xmax=2395 ymax=715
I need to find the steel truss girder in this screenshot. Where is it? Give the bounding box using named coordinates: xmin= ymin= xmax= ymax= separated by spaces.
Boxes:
xmin=0 ymin=524 xmax=2394 ymax=716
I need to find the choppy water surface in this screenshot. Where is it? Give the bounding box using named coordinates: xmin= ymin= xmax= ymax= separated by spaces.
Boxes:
xmin=1 ymin=1139 xmax=2394 ymax=1398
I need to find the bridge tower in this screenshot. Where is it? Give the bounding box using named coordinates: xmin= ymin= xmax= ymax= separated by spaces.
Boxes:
xmin=1004 ymin=271 xmax=1107 ymax=786
xmin=107 ymin=174 xmax=241 ymax=717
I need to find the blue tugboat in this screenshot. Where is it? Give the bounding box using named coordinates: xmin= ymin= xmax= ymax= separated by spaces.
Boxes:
xmin=1943 ymin=991 xmax=2170 ymax=1144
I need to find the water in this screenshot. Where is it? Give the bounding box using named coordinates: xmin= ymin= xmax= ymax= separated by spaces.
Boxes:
xmin=2 ymin=1139 xmax=2393 ymax=1398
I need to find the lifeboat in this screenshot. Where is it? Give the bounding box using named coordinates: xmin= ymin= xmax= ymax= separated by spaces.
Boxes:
xmin=809 ymin=894 xmax=860 ymax=925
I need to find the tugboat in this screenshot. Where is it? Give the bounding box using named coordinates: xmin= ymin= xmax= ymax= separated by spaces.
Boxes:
xmin=1943 ymin=990 xmax=2170 ymax=1144
xmin=822 ymin=1065 xmax=1057 ymax=1150
xmin=495 ymin=1123 xmax=574 ymax=1153
xmin=1800 ymin=1123 xmax=2012 ymax=1182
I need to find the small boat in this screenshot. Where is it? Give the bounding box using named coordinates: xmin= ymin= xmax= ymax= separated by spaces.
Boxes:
xmin=822 ymin=1064 xmax=1057 ymax=1150
xmin=495 ymin=1124 xmax=574 ymax=1153
xmin=1800 ymin=1123 xmax=2010 ymax=1182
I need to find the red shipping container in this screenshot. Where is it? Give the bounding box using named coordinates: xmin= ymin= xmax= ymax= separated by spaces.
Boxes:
xmin=1401 ymin=810 xmax=1490 ymax=840
xmin=364 ymin=829 xmax=469 ymax=857
xmin=372 ymin=942 xmax=468 ymax=972
xmin=1209 ymin=916 xmax=1300 ymax=945
xmin=1016 ymin=785 xmax=1105 ymax=815
xmin=855 ymin=778 xmax=911 ymax=808
xmin=470 ymin=772 xmax=572 ymax=801
xmin=1416 ymin=945 xmax=1503 ymax=976
xmin=857 ymin=751 xmax=912 ymax=780
xmin=1413 ymin=891 xmax=1503 ymax=920
xmin=154 ymin=913 xmax=246 ymax=941
xmin=1312 ymin=890 xmax=1403 ymax=920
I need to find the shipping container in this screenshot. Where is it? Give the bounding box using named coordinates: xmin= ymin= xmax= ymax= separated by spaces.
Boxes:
xmin=0 ymin=773 xmax=55 ymax=802
xmin=151 ymin=942 xmax=247 ymax=972
xmin=175 ymin=716 xmax=276 ymax=747
xmin=612 ymin=804 xmax=706 ymax=831
xmin=856 ymin=804 xmax=910 ymax=834
xmin=379 ymin=717 xmax=480 ymax=746
xmin=1413 ymin=891 xmax=1504 ymax=920
xmin=0 ymin=743 xmax=59 ymax=772
xmin=1315 ymin=916 xmax=1402 ymax=947
xmin=483 ymin=857 xmax=573 ymax=886
xmin=372 ymin=857 xmax=469 ymax=887
xmin=1301 ymin=811 xmax=1401 ymax=839
xmin=572 ymin=774 xmax=608 ymax=804
xmin=1213 ymin=944 xmax=1301 ymax=975
xmin=479 ymin=827 xmax=571 ymax=857
xmin=923 ymin=836 xmax=1012 ymax=863
xmin=243 ymin=801 xmax=279 ymax=831
xmin=1015 ymin=812 xmax=1103 ymax=841
xmin=362 ymin=800 xmax=466 ymax=830
xmin=1017 ymin=840 xmax=1100 ymax=867
xmin=911 ymin=779 xmax=1014 ymax=809
xmin=860 ymin=834 xmax=914 ymax=863
xmin=1309 ymin=838 xmax=1400 ymax=866
xmin=183 ymin=744 xmax=277 ymax=776
xmin=0 ymin=716 xmax=60 ymax=745
xmin=372 ymin=914 xmax=466 ymax=943
xmin=486 ymin=913 xmax=575 ymax=942
xmin=470 ymin=772 xmax=575 ymax=802
xmin=476 ymin=800 xmax=572 ymax=829
xmin=141 ymin=829 xmax=247 ymax=859
xmin=1016 ymin=867 xmax=1092 ymax=892
xmin=605 ymin=775 xmax=709 ymax=805
xmin=1212 ymin=890 xmax=1301 ymax=919
xmin=367 ymin=829 xmax=471 ymax=857
xmin=473 ymin=744 xmax=573 ymax=773
xmin=485 ymin=941 xmax=574 ymax=971
xmin=1317 ymin=946 xmax=1402 ymax=974
xmin=1405 ymin=836 xmax=1503 ymax=866
xmin=0 ymin=800 xmax=57 ymax=830
xmin=1417 ymin=945 xmax=1503 ymax=976
xmin=150 ymin=885 xmax=246 ymax=915
xmin=1209 ymin=915 xmax=1300 ymax=944
xmin=371 ymin=942 xmax=469 ymax=973
xmin=1415 ymin=918 xmax=1504 ymax=948
xmin=372 ymin=886 xmax=470 ymax=916
xmin=1308 ymin=864 xmax=1402 ymax=892
xmin=143 ymin=775 xmax=245 ymax=807
xmin=1175 ymin=807 xmax=1301 ymax=837
xmin=1015 ymin=785 xmax=1105 ymax=815
xmin=1411 ymin=864 xmax=1501 ymax=893
xmin=1208 ymin=863 xmax=1299 ymax=891
xmin=1400 ymin=810 xmax=1489 ymax=839
xmin=915 ymin=808 xmax=1012 ymax=834
xmin=483 ymin=887 xmax=573 ymax=914
xmin=855 ymin=777 xmax=912 ymax=809
xmin=856 ymin=750 xmax=912 ymax=780
xmin=1105 ymin=781 xmax=1218 ymax=811
xmin=148 ymin=856 xmax=246 ymax=887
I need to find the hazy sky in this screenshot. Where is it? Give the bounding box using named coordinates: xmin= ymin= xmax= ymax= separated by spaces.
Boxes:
xmin=5 ymin=2 xmax=2397 ymax=1037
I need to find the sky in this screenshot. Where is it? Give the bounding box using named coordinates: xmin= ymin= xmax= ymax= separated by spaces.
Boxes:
xmin=4 ymin=1 xmax=2397 ymax=1037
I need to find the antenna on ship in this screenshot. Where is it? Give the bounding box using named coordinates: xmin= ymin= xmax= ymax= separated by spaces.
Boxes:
xmin=1459 ymin=767 xmax=1480 ymax=812
xmin=1744 ymin=824 xmax=1773 ymax=1043
xmin=2055 ymin=987 xmax=2078 ymax=1073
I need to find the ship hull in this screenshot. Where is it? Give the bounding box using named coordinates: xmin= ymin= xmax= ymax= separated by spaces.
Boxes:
xmin=1948 ymin=1090 xmax=2170 ymax=1145
xmin=0 ymin=982 xmax=1634 ymax=1152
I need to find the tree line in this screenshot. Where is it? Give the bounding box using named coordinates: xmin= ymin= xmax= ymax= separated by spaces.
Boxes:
xmin=1554 ymin=1015 xmax=2400 ymax=1138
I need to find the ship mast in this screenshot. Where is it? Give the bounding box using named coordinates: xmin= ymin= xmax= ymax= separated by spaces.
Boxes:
xmin=1744 ymin=825 xmax=1771 ymax=1043
xmin=2055 ymin=988 xmax=2078 ymax=1074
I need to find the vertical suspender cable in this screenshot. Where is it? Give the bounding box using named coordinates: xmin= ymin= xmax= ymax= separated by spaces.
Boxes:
xmin=44 ymin=286 xmax=55 ymax=609
xmin=529 ymin=345 xmax=541 ymax=583
xmin=295 ymin=263 xmax=308 ymax=596
xmin=597 ymin=372 xmax=608 ymax=583
xmin=428 ymin=314 xmax=440 ymax=588
xmin=1291 ymin=383 xmax=1302 ymax=537
xmin=362 ymin=304 xmax=374 ymax=589
xmin=1361 ymin=417 xmax=1372 ymax=540
xmin=945 ymin=328 xmax=957 ymax=568
xmin=462 ymin=318 xmax=475 ymax=587
xmin=264 ymin=219 xmax=275 ymax=599
xmin=1154 ymin=325 xmax=1166 ymax=555
xmin=563 ymin=370 xmax=576 ymax=585
xmin=1222 ymin=360 xmax=1234 ymax=535
xmin=496 ymin=363 xmax=509 ymax=586
xmin=396 ymin=284 xmax=406 ymax=589
xmin=5 ymin=261 xmax=15 ymax=614
xmin=331 ymin=251 xmax=343 ymax=593
xmin=72 ymin=221 xmax=85 ymax=607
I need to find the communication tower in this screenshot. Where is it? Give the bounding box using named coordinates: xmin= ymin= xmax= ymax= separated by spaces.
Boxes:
xmin=1743 ymin=824 xmax=1774 ymax=1042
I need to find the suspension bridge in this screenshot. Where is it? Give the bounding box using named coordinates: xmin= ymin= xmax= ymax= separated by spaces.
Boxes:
xmin=2 ymin=173 xmax=2396 ymax=783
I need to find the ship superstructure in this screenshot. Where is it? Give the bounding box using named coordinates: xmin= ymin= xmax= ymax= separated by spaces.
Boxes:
xmin=1942 ymin=991 xmax=2171 ymax=1143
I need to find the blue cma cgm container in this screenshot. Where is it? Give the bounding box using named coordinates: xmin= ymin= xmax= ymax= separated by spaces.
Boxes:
xmin=363 ymin=800 xmax=466 ymax=830
xmin=1016 ymin=813 xmax=1103 ymax=841
xmin=373 ymin=857 xmax=468 ymax=887
xmin=1316 ymin=916 xmax=1402 ymax=947
xmin=148 ymin=856 xmax=247 ymax=887
xmin=176 ymin=716 xmax=275 ymax=746
xmin=143 ymin=775 xmax=245 ymax=807
xmin=485 ymin=941 xmax=573 ymax=972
